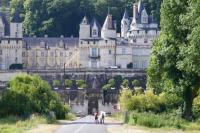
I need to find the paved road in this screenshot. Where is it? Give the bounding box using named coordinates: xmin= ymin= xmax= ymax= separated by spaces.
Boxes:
xmin=55 ymin=116 xmax=108 ymax=133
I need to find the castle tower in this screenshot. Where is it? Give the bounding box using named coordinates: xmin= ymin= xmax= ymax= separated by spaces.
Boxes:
xmin=79 ymin=15 xmax=90 ymax=39
xmin=101 ymin=8 xmax=116 ymax=39
xmin=121 ymin=9 xmax=130 ymax=38
xmin=90 ymin=18 xmax=101 ymax=38
xmin=10 ymin=9 xmax=23 ymax=38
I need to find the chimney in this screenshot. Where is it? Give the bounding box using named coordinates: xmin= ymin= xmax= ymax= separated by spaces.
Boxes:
xmin=108 ymin=14 xmax=113 ymax=29
xmin=133 ymin=4 xmax=138 ymax=21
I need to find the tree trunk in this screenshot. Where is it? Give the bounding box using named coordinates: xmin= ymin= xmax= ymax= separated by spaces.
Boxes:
xmin=183 ymin=87 xmax=193 ymax=120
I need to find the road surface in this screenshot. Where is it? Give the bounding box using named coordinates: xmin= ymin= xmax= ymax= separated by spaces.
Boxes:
xmin=55 ymin=115 xmax=116 ymax=133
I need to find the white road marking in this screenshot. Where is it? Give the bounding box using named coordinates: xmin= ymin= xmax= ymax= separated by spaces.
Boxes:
xmin=74 ymin=124 xmax=86 ymax=133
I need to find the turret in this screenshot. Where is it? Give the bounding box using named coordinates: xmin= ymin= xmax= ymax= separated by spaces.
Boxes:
xmin=0 ymin=13 xmax=5 ymax=37
xmin=141 ymin=8 xmax=148 ymax=24
xmin=101 ymin=9 xmax=116 ymax=39
xmin=121 ymin=9 xmax=130 ymax=38
xmin=10 ymin=9 xmax=23 ymax=38
xmin=90 ymin=18 xmax=101 ymax=38
xmin=79 ymin=15 xmax=90 ymax=39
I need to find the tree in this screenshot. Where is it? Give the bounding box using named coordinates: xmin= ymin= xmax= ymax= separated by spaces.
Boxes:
xmin=10 ymin=0 xmax=162 ymax=37
xmin=148 ymin=0 xmax=200 ymax=120
xmin=0 ymin=74 xmax=68 ymax=118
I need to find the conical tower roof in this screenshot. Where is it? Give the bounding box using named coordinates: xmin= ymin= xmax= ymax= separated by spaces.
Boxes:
xmin=122 ymin=9 xmax=129 ymax=20
xmin=138 ymin=0 xmax=145 ymax=14
xmin=102 ymin=9 xmax=114 ymax=30
xmin=81 ymin=15 xmax=89 ymax=25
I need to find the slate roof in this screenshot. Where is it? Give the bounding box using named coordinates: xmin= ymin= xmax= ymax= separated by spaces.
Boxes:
xmin=23 ymin=37 xmax=79 ymax=47
xmin=11 ymin=9 xmax=22 ymax=23
xmin=0 ymin=11 xmax=10 ymax=36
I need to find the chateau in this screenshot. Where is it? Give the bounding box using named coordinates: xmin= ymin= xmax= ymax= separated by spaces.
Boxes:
xmin=0 ymin=0 xmax=160 ymax=70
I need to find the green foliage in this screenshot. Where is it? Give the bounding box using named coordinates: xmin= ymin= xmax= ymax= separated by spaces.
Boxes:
xmin=0 ymin=115 xmax=50 ymax=133
xmin=52 ymin=80 xmax=60 ymax=87
xmin=108 ymin=78 xmax=115 ymax=87
xmin=119 ymin=89 xmax=133 ymax=111
xmin=128 ymin=111 xmax=186 ymax=129
xmin=114 ymin=75 xmax=123 ymax=89
xmin=102 ymin=84 xmax=111 ymax=90
xmin=193 ymin=96 xmax=200 ymax=119
xmin=0 ymin=90 xmax=32 ymax=117
xmin=147 ymin=0 xmax=200 ymax=119
xmin=64 ymin=79 xmax=72 ymax=87
xmin=122 ymin=79 xmax=129 ymax=89
xmin=132 ymin=79 xmax=140 ymax=87
xmin=76 ymin=79 xmax=86 ymax=88
xmin=0 ymin=74 xmax=68 ymax=119
xmin=10 ymin=0 xmax=162 ymax=37
xmin=119 ymin=90 xmax=183 ymax=113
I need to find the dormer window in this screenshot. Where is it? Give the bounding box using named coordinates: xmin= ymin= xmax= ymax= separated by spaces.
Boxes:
xmin=92 ymin=29 xmax=97 ymax=36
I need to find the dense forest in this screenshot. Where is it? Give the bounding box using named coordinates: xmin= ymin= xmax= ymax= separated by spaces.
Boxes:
xmin=1 ymin=0 xmax=162 ymax=37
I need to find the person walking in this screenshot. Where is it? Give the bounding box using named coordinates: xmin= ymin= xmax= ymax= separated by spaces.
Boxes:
xmin=95 ymin=112 xmax=99 ymax=124
xmin=101 ymin=113 xmax=105 ymax=124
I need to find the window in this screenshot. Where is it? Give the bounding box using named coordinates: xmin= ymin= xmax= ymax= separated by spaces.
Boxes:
xmin=133 ymin=61 xmax=139 ymax=69
xmin=15 ymin=57 xmax=18 ymax=63
xmin=92 ymin=29 xmax=97 ymax=36
xmin=133 ymin=38 xmax=137 ymax=43
xmin=0 ymin=50 xmax=2 ymax=55
xmin=109 ymin=50 xmax=112 ymax=55
xmin=60 ymin=52 xmax=63 ymax=57
xmin=50 ymin=52 xmax=54 ymax=57
xmin=91 ymin=48 xmax=97 ymax=57
xmin=41 ymin=52 xmax=44 ymax=57
xmin=122 ymin=48 xmax=126 ymax=54
xmin=144 ymin=38 xmax=148 ymax=43
xmin=22 ymin=52 xmax=25 ymax=57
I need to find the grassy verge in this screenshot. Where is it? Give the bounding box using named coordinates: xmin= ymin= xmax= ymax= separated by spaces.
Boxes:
xmin=0 ymin=115 xmax=49 ymax=133
xmin=112 ymin=111 xmax=200 ymax=131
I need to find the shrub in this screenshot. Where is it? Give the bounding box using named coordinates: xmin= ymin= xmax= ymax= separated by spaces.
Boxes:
xmin=132 ymin=79 xmax=140 ymax=87
xmin=102 ymin=84 xmax=111 ymax=90
xmin=0 ymin=74 xmax=69 ymax=119
xmin=119 ymin=89 xmax=134 ymax=111
xmin=64 ymin=79 xmax=72 ymax=87
xmin=193 ymin=96 xmax=200 ymax=119
xmin=108 ymin=79 xmax=115 ymax=87
xmin=53 ymin=80 xmax=60 ymax=87
xmin=122 ymin=79 xmax=129 ymax=88
xmin=128 ymin=112 xmax=186 ymax=129
xmin=76 ymin=80 xmax=86 ymax=88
